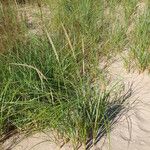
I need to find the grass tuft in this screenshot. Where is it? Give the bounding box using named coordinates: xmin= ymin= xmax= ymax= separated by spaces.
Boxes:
xmin=0 ymin=0 xmax=139 ymax=149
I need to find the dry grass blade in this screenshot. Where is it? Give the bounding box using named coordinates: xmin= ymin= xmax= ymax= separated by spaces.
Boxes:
xmin=61 ymin=23 xmax=76 ymax=60
xmin=10 ymin=63 xmax=47 ymax=82
xmin=44 ymin=28 xmax=60 ymax=63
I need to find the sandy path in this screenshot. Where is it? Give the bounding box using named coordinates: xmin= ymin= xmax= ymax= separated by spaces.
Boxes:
xmin=3 ymin=59 xmax=150 ymax=150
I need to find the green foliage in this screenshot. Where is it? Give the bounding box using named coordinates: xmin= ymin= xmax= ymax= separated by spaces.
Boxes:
xmin=0 ymin=0 xmax=142 ymax=148
xmin=0 ymin=35 xmax=130 ymax=148
xmin=129 ymin=7 xmax=150 ymax=71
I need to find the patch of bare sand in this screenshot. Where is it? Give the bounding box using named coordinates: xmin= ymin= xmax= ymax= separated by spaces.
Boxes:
xmin=95 ymin=59 xmax=150 ymax=150
xmin=3 ymin=132 xmax=83 ymax=150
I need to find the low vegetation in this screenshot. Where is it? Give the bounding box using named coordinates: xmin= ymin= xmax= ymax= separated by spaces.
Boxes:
xmin=0 ymin=0 xmax=149 ymax=149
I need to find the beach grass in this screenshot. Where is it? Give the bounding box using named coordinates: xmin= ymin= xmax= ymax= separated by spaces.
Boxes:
xmin=1 ymin=0 xmax=149 ymax=149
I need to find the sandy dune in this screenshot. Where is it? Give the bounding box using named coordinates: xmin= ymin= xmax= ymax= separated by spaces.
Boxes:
xmin=96 ymin=59 xmax=150 ymax=150
xmin=3 ymin=59 xmax=150 ymax=150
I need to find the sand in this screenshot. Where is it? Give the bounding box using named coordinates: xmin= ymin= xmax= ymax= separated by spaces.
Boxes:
xmin=95 ymin=59 xmax=150 ymax=150
xmin=2 ymin=59 xmax=150 ymax=150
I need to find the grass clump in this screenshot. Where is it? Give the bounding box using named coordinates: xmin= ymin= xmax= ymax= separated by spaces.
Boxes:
xmin=0 ymin=36 xmax=131 ymax=148
xmin=0 ymin=0 xmax=133 ymax=149
xmin=128 ymin=7 xmax=150 ymax=72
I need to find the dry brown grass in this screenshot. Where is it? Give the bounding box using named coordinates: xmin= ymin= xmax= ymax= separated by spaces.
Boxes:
xmin=0 ymin=1 xmax=25 ymax=52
